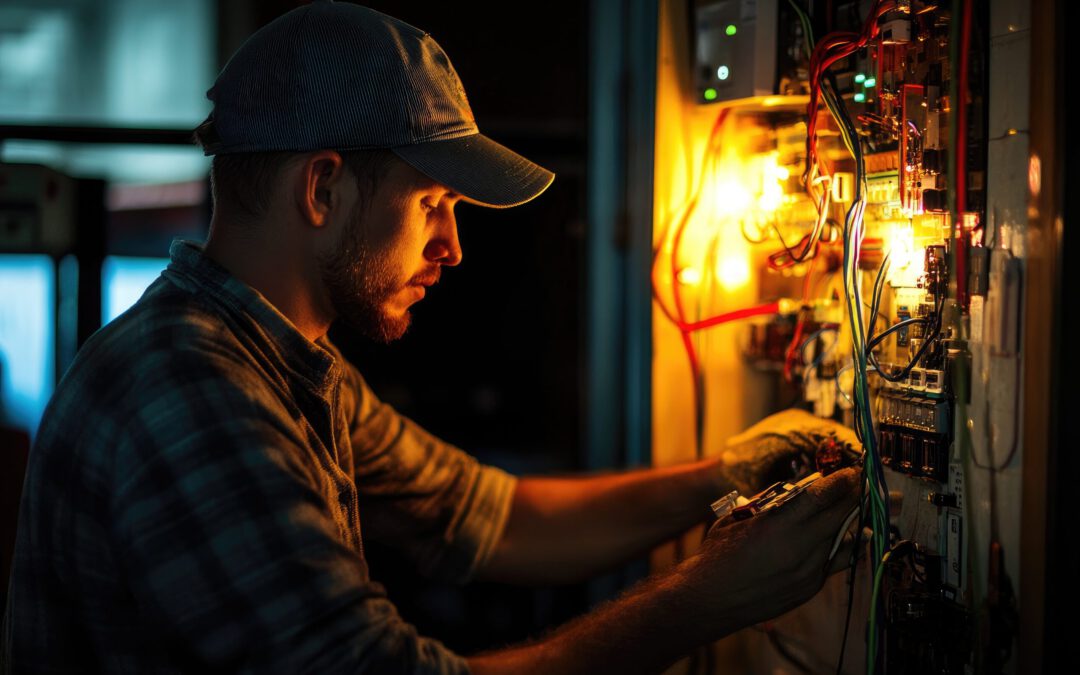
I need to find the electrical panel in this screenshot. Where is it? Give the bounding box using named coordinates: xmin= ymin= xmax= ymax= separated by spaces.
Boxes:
xmin=654 ymin=0 xmax=1026 ymax=672
xmin=692 ymin=0 xmax=778 ymax=102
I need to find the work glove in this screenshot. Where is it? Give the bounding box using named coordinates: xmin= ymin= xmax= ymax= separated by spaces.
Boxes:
xmin=718 ymin=408 xmax=861 ymax=497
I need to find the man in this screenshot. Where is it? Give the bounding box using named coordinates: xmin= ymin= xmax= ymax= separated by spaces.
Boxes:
xmin=3 ymin=2 xmax=861 ymax=673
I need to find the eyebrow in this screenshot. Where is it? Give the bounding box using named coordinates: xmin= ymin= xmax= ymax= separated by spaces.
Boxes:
xmin=416 ymin=180 xmax=459 ymax=199
xmin=427 ymin=187 xmax=461 ymax=201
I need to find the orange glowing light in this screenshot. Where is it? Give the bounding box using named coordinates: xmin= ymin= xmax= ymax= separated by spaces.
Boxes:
xmin=715 ymin=255 xmax=751 ymax=291
xmin=677 ymin=267 xmax=703 ymax=286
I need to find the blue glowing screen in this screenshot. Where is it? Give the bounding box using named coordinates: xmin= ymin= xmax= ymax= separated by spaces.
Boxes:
xmin=0 ymin=255 xmax=55 ymax=436
xmin=102 ymin=256 xmax=169 ymax=325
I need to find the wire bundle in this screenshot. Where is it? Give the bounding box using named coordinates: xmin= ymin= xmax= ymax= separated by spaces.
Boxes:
xmin=788 ymin=1 xmax=899 ymax=672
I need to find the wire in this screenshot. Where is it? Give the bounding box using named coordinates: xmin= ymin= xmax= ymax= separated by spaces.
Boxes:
xmin=971 ymin=349 xmax=1023 ymax=472
xmin=865 ymin=316 xmax=930 ymax=352
xmin=784 ymin=310 xmax=811 ymax=382
xmin=835 ymin=475 xmax=868 ymax=675
xmin=651 ymin=107 xmax=732 ymax=330
xmin=868 ymin=540 xmax=916 ymax=674
xmin=651 ymin=109 xmax=778 ymax=336
xmin=867 ymin=254 xmax=892 ymax=345
xmin=866 ymin=293 xmax=944 ymax=382
xmin=801 ymin=8 xmax=897 ymax=666
xmin=800 ymin=325 xmax=839 ymax=372
xmin=834 ymin=360 xmax=880 ymax=407
xmin=681 ymin=301 xmax=781 ymax=332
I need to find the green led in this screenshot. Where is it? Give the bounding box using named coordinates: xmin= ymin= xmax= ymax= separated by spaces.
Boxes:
xmin=864 ymin=77 xmax=877 ymax=88
xmin=854 ymin=73 xmax=866 ymax=83
xmin=854 ymin=92 xmax=866 ymax=103
xmin=725 ymin=24 xmax=737 ymax=36
xmin=704 ymin=87 xmax=718 ymax=101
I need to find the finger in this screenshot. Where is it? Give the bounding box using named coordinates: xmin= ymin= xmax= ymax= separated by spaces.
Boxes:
xmin=792 ymin=475 xmax=865 ymax=552
xmin=791 ymin=467 xmax=862 ymax=522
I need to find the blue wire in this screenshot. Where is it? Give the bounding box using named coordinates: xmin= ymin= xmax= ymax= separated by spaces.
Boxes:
xmin=799 ymin=326 xmax=839 ymax=374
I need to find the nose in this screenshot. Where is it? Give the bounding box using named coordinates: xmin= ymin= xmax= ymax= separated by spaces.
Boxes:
xmin=423 ymin=207 xmax=463 ymax=267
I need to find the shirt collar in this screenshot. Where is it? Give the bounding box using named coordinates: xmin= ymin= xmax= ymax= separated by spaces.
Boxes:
xmin=164 ymin=239 xmax=340 ymax=394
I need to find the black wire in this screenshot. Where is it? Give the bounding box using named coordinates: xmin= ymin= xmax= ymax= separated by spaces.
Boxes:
xmin=836 ymin=476 xmax=868 ymax=675
xmin=867 ymin=255 xmax=891 ymax=347
xmin=772 ymin=222 xmax=822 ymax=265
xmin=865 ymin=316 xmax=930 ymax=352
xmin=870 ymin=540 xmax=917 ymax=673
xmin=866 ymin=294 xmax=945 ymax=382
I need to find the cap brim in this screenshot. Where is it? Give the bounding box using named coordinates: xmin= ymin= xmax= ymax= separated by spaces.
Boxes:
xmin=391 ymin=134 xmax=554 ymax=209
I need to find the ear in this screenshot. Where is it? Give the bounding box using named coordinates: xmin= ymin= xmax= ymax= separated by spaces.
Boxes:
xmin=296 ymin=150 xmax=346 ymax=228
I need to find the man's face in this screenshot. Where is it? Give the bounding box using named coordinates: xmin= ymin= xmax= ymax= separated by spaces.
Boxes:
xmin=319 ymin=158 xmax=463 ymax=342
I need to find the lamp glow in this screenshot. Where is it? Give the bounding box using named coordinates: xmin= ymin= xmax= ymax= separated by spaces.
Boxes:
xmin=677 ymin=267 xmax=703 ymax=286
xmin=716 ymin=255 xmax=751 ymax=291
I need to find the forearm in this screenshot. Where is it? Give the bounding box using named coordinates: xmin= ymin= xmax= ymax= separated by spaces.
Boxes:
xmin=479 ymin=458 xmax=730 ymax=585
xmin=468 ymin=554 xmax=725 ymax=675
xmin=470 ymin=466 xmax=865 ymax=675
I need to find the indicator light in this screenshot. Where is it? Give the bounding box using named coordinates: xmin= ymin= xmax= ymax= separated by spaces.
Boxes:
xmin=854 ymin=92 xmax=866 ymax=103
xmin=725 ymin=24 xmax=737 ymax=36
xmin=855 ymin=73 xmax=866 ymax=83
xmin=717 ymin=65 xmax=730 ymax=80
xmin=704 ymin=87 xmax=718 ymax=101
xmin=864 ymin=77 xmax=877 ymax=88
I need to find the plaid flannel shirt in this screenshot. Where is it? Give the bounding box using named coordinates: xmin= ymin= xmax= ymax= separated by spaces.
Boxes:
xmin=3 ymin=240 xmax=516 ymax=674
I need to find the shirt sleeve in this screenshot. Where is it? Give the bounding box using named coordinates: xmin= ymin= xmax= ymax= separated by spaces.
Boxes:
xmin=111 ymin=349 xmax=470 ymax=674
xmin=336 ymin=357 xmax=516 ymax=584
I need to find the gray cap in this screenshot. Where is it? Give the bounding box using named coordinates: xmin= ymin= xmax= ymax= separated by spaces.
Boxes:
xmin=201 ymin=0 xmax=554 ymax=209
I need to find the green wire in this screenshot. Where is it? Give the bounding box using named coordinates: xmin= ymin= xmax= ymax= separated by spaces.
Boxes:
xmin=787 ymin=5 xmax=892 ymax=669
xmin=792 ymin=0 xmax=891 ymax=667
xmin=868 ymin=549 xmax=893 ymax=671
xmin=788 ymin=0 xmax=815 ymax=59
xmin=788 ymin=0 xmax=886 ymax=535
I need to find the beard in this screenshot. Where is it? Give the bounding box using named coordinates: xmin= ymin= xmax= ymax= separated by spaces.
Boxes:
xmin=319 ymin=202 xmax=411 ymax=343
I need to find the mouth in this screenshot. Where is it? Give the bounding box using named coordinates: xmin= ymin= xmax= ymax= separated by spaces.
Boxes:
xmin=410 ymin=268 xmax=441 ymax=288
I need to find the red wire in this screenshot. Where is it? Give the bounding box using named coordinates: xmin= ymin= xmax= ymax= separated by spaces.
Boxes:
xmin=801 ymin=252 xmax=819 ymax=299
xmin=670 ymin=192 xmax=702 ymax=397
xmin=805 ymin=1 xmax=894 ymax=176
xmin=784 ymin=313 xmax=808 ymax=382
xmin=782 ymin=252 xmax=820 ymax=381
xmin=665 ymin=108 xmax=732 ymax=426
xmin=768 ymin=232 xmax=821 ymax=270
xmin=681 ymin=301 xmax=781 ymax=332
xmin=876 ymin=39 xmax=884 ymax=106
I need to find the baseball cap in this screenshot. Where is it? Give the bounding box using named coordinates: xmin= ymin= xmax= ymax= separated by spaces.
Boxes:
xmin=200 ymin=0 xmax=554 ymax=209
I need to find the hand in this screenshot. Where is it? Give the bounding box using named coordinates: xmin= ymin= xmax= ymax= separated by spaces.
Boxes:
xmin=718 ymin=408 xmax=860 ymax=496
xmin=685 ymin=467 xmax=862 ymax=632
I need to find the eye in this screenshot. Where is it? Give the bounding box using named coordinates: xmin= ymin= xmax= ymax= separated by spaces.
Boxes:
xmin=420 ymin=199 xmax=437 ymax=213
